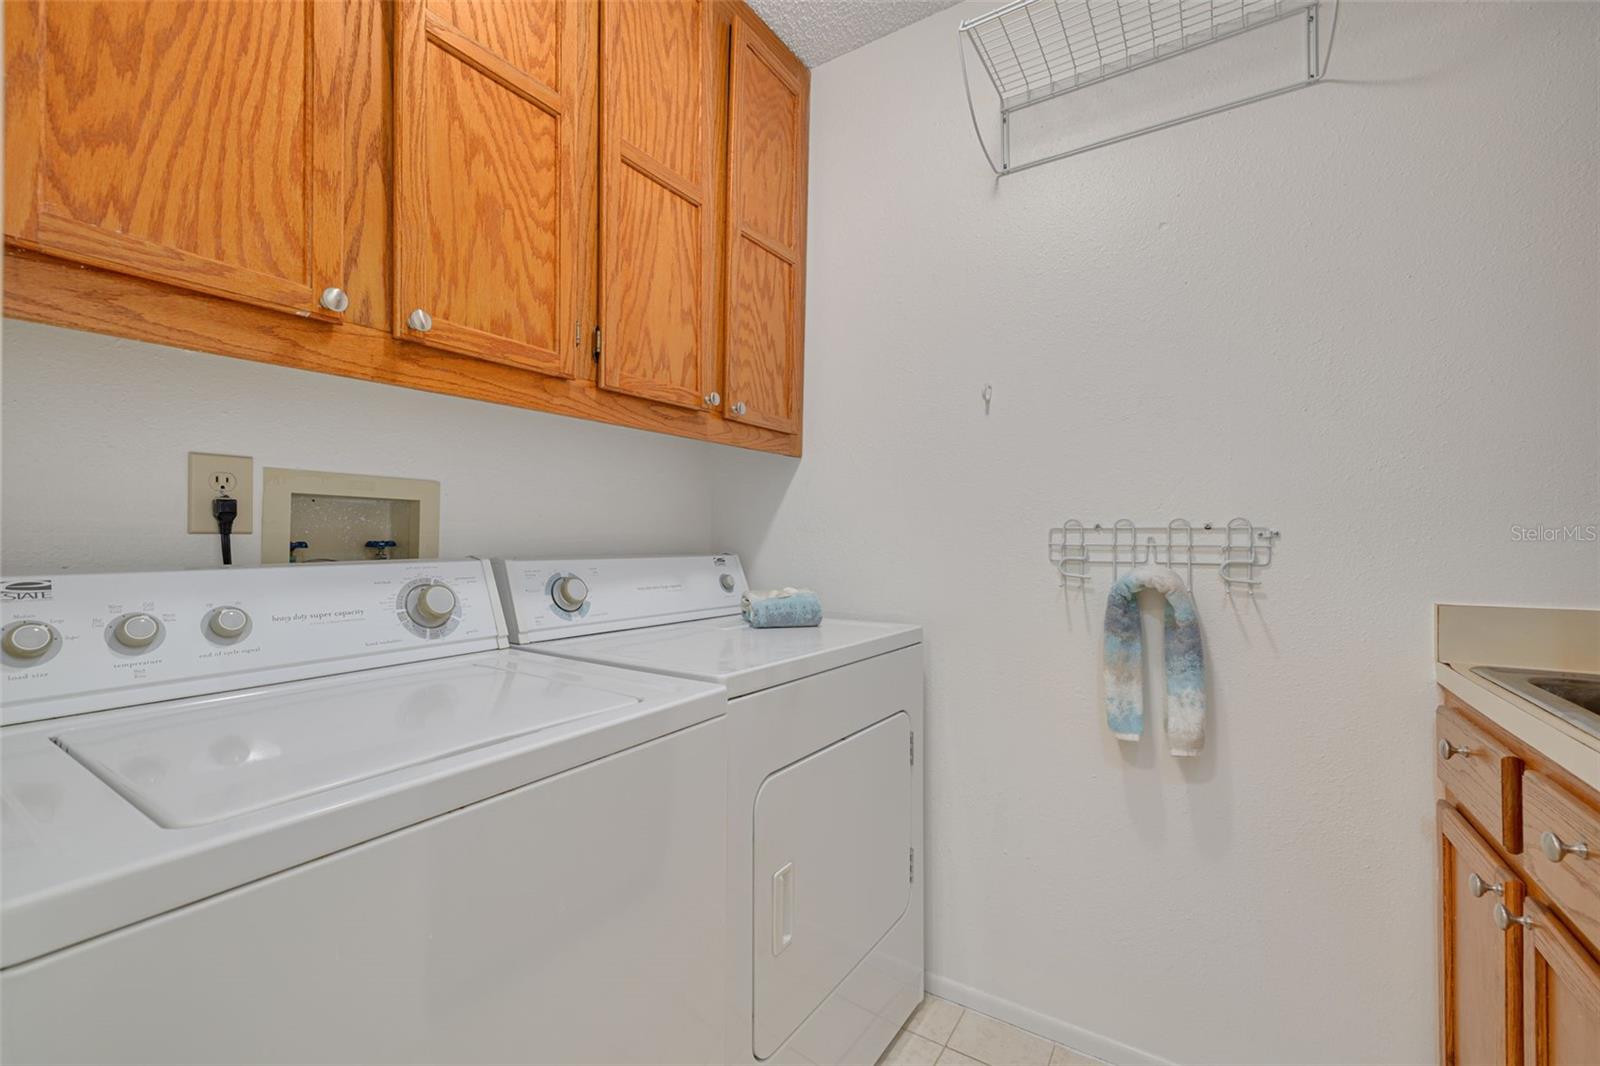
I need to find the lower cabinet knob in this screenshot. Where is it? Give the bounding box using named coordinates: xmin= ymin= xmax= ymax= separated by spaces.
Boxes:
xmin=319 ymin=287 xmax=349 ymax=313
xmin=1468 ymin=873 xmax=1503 ymax=898
xmin=3 ymin=622 xmax=55 ymax=659
xmin=1541 ymin=830 xmax=1590 ymax=863
xmin=1438 ymin=738 xmax=1473 ymax=761
xmin=731 ymin=401 xmax=747 ymax=416
xmin=1494 ymin=902 xmax=1533 ymax=931
xmin=704 ymin=392 xmax=721 ymax=407
xmin=407 ymin=308 xmax=434 ymax=333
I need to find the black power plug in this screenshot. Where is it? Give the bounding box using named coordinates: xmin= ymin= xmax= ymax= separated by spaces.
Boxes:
xmin=212 ymin=496 xmax=239 ymax=566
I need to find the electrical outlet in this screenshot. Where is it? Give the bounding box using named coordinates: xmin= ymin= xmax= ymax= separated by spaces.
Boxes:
xmin=188 ymin=452 xmax=254 ymax=534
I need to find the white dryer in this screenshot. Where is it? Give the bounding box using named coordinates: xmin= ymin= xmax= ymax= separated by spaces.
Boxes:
xmin=0 ymin=559 xmax=728 ymax=1065
xmin=493 ymin=555 xmax=925 ymax=1066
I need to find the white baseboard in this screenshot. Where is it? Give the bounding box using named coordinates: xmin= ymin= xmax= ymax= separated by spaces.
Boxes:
xmin=924 ymin=973 xmax=1177 ymax=1066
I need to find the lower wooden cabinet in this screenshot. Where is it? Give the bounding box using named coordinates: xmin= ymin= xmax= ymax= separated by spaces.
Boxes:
xmin=1437 ymin=700 xmax=1600 ymax=1066
xmin=1522 ymin=900 xmax=1600 ymax=1066
xmin=1440 ymin=802 xmax=1525 ymax=1065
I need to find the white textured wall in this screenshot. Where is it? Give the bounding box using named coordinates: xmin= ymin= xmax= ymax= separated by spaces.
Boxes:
xmin=0 ymin=321 xmax=719 ymax=572
xmin=716 ymin=3 xmax=1600 ymax=1063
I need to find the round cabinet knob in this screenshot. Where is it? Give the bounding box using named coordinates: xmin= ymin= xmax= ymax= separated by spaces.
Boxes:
xmin=114 ymin=613 xmax=161 ymax=648
xmin=1468 ymin=873 xmax=1503 ymax=898
xmin=408 ymin=584 xmax=456 ymax=628
xmin=1438 ymin=738 xmax=1473 ymax=761
xmin=720 ymin=573 xmax=736 ymax=592
xmin=704 ymin=392 xmax=721 ymax=407
xmin=1541 ymin=830 xmax=1590 ymax=864
xmin=3 ymin=622 xmax=55 ymax=659
xmin=208 ymin=607 xmax=250 ymax=639
xmin=731 ymin=401 xmax=748 ymax=416
xmin=319 ymin=287 xmax=349 ymax=313
xmin=552 ymin=575 xmax=588 ymax=613
xmin=1494 ymin=902 xmax=1533 ymax=931
xmin=407 ymin=308 xmax=434 ymax=333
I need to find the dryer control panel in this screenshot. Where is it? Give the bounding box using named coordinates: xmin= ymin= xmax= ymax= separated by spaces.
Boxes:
xmin=0 ymin=560 xmax=505 ymax=725
xmin=493 ymin=555 xmax=749 ymax=644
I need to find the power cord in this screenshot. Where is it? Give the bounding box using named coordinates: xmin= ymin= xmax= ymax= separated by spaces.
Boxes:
xmin=212 ymin=496 xmax=238 ymax=566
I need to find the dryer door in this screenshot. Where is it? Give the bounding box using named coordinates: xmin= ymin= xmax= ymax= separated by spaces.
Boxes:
xmin=752 ymin=712 xmax=912 ymax=1058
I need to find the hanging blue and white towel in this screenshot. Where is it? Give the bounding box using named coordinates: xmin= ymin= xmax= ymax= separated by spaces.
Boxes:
xmin=1102 ymin=565 xmax=1206 ymax=756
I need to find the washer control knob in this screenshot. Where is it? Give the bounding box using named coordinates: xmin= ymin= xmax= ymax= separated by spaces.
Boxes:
xmin=720 ymin=573 xmax=736 ymax=592
xmin=208 ymin=607 xmax=250 ymax=639
xmin=3 ymin=622 xmax=55 ymax=659
xmin=552 ymin=575 xmax=589 ymax=613
xmin=408 ymin=583 xmax=457 ymax=628
xmin=114 ymin=613 xmax=161 ymax=648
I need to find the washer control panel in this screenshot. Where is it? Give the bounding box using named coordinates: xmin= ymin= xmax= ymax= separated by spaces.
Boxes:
xmin=0 ymin=560 xmax=503 ymax=726
xmin=492 ymin=555 xmax=748 ymax=644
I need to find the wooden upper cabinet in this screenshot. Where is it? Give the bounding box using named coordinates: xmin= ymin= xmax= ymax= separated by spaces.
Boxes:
xmin=4 ymin=0 xmax=345 ymax=319
xmin=1523 ymin=900 xmax=1600 ymax=1065
xmin=598 ymin=0 xmax=717 ymax=410
xmin=392 ymin=0 xmax=595 ymax=376
xmin=1440 ymin=802 xmax=1525 ymax=1066
xmin=723 ymin=12 xmax=807 ymax=435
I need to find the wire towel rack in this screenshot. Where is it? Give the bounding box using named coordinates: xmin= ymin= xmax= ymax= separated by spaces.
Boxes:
xmin=1048 ymin=518 xmax=1280 ymax=593
xmin=959 ymin=0 xmax=1332 ymax=176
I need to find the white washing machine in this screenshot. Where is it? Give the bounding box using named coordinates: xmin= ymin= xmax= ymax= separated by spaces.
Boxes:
xmin=492 ymin=555 xmax=925 ymax=1066
xmin=0 ymin=559 xmax=728 ymax=1065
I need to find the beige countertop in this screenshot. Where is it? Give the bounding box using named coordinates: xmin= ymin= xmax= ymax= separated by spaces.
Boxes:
xmin=1435 ymin=604 xmax=1600 ymax=792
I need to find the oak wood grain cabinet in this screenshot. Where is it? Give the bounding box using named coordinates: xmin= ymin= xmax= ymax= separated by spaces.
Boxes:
xmin=721 ymin=8 xmax=808 ymax=435
xmin=1440 ymin=802 xmax=1525 ymax=1065
xmin=1437 ymin=699 xmax=1600 ymax=1065
xmin=393 ymin=0 xmax=596 ymax=375
xmin=3 ymin=0 xmax=810 ymax=456
xmin=1522 ymin=900 xmax=1600 ymax=1065
xmin=597 ymin=0 xmax=718 ymax=410
xmin=5 ymin=0 xmax=347 ymax=320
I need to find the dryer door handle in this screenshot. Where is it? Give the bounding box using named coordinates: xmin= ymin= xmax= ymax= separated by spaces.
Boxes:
xmin=772 ymin=862 xmax=795 ymax=956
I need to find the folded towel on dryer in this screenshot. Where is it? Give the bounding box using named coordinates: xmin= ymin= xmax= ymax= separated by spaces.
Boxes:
xmin=742 ymin=588 xmax=822 ymax=628
xmin=1102 ymin=564 xmax=1206 ymax=756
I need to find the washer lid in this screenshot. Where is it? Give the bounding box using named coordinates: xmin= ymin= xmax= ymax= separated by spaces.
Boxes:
xmin=56 ymin=660 xmax=638 ymax=828
xmin=531 ymin=616 xmax=922 ymax=698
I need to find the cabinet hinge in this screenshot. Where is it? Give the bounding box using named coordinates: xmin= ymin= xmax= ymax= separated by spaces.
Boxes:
xmin=593 ymin=327 xmax=602 ymax=362
xmin=909 ymin=846 xmax=915 ymax=884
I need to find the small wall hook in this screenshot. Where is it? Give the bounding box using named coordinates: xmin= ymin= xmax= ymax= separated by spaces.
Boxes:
xmin=981 ymin=383 xmax=993 ymax=414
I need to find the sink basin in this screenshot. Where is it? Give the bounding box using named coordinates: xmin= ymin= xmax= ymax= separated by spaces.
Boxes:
xmin=1473 ymin=667 xmax=1600 ymax=739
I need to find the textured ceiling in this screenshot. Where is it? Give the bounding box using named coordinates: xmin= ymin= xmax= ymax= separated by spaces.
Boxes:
xmin=745 ymin=0 xmax=964 ymax=67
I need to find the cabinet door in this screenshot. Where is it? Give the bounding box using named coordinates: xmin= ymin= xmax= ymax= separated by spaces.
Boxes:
xmin=598 ymin=0 xmax=716 ymax=409
xmin=4 ymin=0 xmax=344 ymax=319
xmin=1441 ymin=802 xmax=1525 ymax=1065
xmin=393 ymin=0 xmax=594 ymax=376
xmin=1523 ymin=900 xmax=1600 ymax=1066
xmin=723 ymin=15 xmax=806 ymax=435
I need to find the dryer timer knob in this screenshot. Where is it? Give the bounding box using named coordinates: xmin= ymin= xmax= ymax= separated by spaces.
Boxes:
xmin=408 ymin=584 xmax=457 ymax=628
xmin=552 ymin=576 xmax=589 ymax=613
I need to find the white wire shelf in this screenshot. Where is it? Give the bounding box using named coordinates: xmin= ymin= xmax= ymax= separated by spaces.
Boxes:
xmin=959 ymin=0 xmax=1332 ymax=175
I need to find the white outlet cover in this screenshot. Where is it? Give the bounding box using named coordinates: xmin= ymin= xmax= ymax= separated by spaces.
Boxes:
xmin=188 ymin=452 xmax=254 ymax=535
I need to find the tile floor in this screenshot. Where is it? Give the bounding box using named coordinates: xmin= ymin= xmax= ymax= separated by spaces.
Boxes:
xmin=876 ymin=996 xmax=1107 ymax=1066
